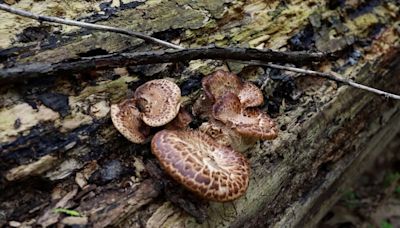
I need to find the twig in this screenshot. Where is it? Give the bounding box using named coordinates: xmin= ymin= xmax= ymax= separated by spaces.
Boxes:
xmin=0 ymin=3 xmax=184 ymax=50
xmin=239 ymin=60 xmax=400 ymax=100
xmin=0 ymin=47 xmax=330 ymax=84
xmin=1 ymin=4 xmax=399 ymax=100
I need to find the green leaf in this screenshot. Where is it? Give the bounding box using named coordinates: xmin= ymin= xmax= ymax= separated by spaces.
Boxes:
xmin=54 ymin=208 xmax=81 ymax=217
xmin=380 ymin=220 xmax=393 ymax=228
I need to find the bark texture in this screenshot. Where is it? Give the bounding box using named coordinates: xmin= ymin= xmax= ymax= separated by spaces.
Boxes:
xmin=0 ymin=0 xmax=399 ymax=227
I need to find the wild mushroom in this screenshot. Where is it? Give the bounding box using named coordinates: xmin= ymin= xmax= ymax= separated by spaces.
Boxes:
xmin=213 ymin=92 xmax=277 ymax=140
xmin=202 ymin=70 xmax=243 ymax=102
xmin=165 ymin=108 xmax=193 ymax=130
xmin=201 ymin=70 xmax=264 ymax=109
xmin=238 ymin=82 xmax=264 ymax=108
xmin=110 ymin=98 xmax=150 ymax=144
xmin=134 ymin=79 xmax=181 ymax=127
xmin=151 ymin=129 xmax=250 ymax=202
xmin=199 ymin=120 xmax=257 ymax=152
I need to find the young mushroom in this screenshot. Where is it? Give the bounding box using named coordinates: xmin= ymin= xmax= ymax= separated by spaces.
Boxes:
xmin=110 ymin=98 xmax=150 ymax=144
xmin=165 ymin=108 xmax=193 ymax=130
xmin=202 ymin=70 xmax=243 ymax=102
xmin=213 ymin=92 xmax=277 ymax=140
xmin=201 ymin=70 xmax=265 ymax=109
xmin=134 ymin=79 xmax=181 ymax=127
xmin=238 ymin=82 xmax=264 ymax=108
xmin=151 ymin=129 xmax=250 ymax=202
xmin=199 ymin=120 xmax=258 ymax=152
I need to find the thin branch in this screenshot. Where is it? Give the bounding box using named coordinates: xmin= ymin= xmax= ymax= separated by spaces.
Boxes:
xmin=1 ymin=3 xmax=399 ymax=100
xmin=239 ymin=60 xmax=400 ymax=100
xmin=0 ymin=47 xmax=330 ymax=84
xmin=0 ymin=3 xmax=184 ymax=50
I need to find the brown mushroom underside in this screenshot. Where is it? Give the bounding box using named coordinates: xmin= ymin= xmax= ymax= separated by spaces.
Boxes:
xmin=110 ymin=98 xmax=150 ymax=144
xmin=213 ymin=93 xmax=277 ymax=140
xmin=151 ymin=129 xmax=250 ymax=202
xmin=134 ymin=79 xmax=181 ymax=127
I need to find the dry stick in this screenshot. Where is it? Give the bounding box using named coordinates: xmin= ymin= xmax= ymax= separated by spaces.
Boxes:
xmin=1 ymin=4 xmax=399 ymax=100
xmin=0 ymin=48 xmax=330 ymax=84
xmin=239 ymin=60 xmax=400 ymax=100
xmin=0 ymin=3 xmax=184 ymax=50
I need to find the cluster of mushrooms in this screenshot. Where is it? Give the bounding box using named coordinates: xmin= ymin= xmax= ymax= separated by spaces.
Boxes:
xmin=111 ymin=70 xmax=277 ymax=202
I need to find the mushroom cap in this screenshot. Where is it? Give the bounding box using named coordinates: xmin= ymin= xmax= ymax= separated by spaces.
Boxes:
xmin=151 ymin=129 xmax=250 ymax=202
xmin=110 ymin=98 xmax=150 ymax=144
xmin=165 ymin=108 xmax=193 ymax=130
xmin=134 ymin=79 xmax=181 ymax=127
xmin=213 ymin=93 xmax=277 ymax=140
xmin=199 ymin=120 xmax=257 ymax=152
xmin=201 ymin=70 xmax=264 ymax=108
xmin=238 ymin=82 xmax=264 ymax=108
xmin=202 ymin=70 xmax=243 ymax=102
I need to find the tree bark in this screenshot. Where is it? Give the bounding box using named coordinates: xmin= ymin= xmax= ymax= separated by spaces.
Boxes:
xmin=0 ymin=0 xmax=399 ymax=227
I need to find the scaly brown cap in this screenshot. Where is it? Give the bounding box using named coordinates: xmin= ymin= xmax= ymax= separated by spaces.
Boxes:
xmin=238 ymin=82 xmax=264 ymax=108
xmin=212 ymin=93 xmax=277 ymax=140
xmin=201 ymin=70 xmax=264 ymax=109
xmin=134 ymin=79 xmax=181 ymax=127
xmin=110 ymin=98 xmax=150 ymax=144
xmin=202 ymin=70 xmax=243 ymax=102
xmin=151 ymin=129 xmax=250 ymax=202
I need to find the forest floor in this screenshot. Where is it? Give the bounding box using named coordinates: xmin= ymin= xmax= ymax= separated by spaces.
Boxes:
xmin=319 ymin=134 xmax=400 ymax=228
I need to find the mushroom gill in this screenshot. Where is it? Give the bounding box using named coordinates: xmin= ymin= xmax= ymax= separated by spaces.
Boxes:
xmin=110 ymin=98 xmax=150 ymax=144
xmin=151 ymin=129 xmax=250 ymax=202
xmin=134 ymin=79 xmax=181 ymax=127
xmin=213 ymin=92 xmax=278 ymax=140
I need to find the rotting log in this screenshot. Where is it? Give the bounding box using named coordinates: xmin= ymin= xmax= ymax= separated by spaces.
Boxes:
xmin=0 ymin=0 xmax=399 ymax=227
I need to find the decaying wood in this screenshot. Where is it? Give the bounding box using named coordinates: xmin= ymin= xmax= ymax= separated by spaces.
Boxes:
xmin=0 ymin=47 xmax=331 ymax=85
xmin=0 ymin=3 xmax=183 ymax=50
xmin=1 ymin=5 xmax=399 ymax=101
xmin=0 ymin=0 xmax=399 ymax=227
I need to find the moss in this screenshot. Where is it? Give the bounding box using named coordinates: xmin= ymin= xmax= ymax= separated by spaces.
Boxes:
xmin=72 ymin=75 xmax=136 ymax=102
xmin=353 ymin=13 xmax=379 ymax=31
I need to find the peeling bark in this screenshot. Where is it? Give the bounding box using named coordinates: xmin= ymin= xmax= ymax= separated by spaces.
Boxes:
xmin=0 ymin=0 xmax=399 ymax=227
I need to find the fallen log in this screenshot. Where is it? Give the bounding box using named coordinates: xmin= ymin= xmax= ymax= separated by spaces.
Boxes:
xmin=0 ymin=0 xmax=399 ymax=227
